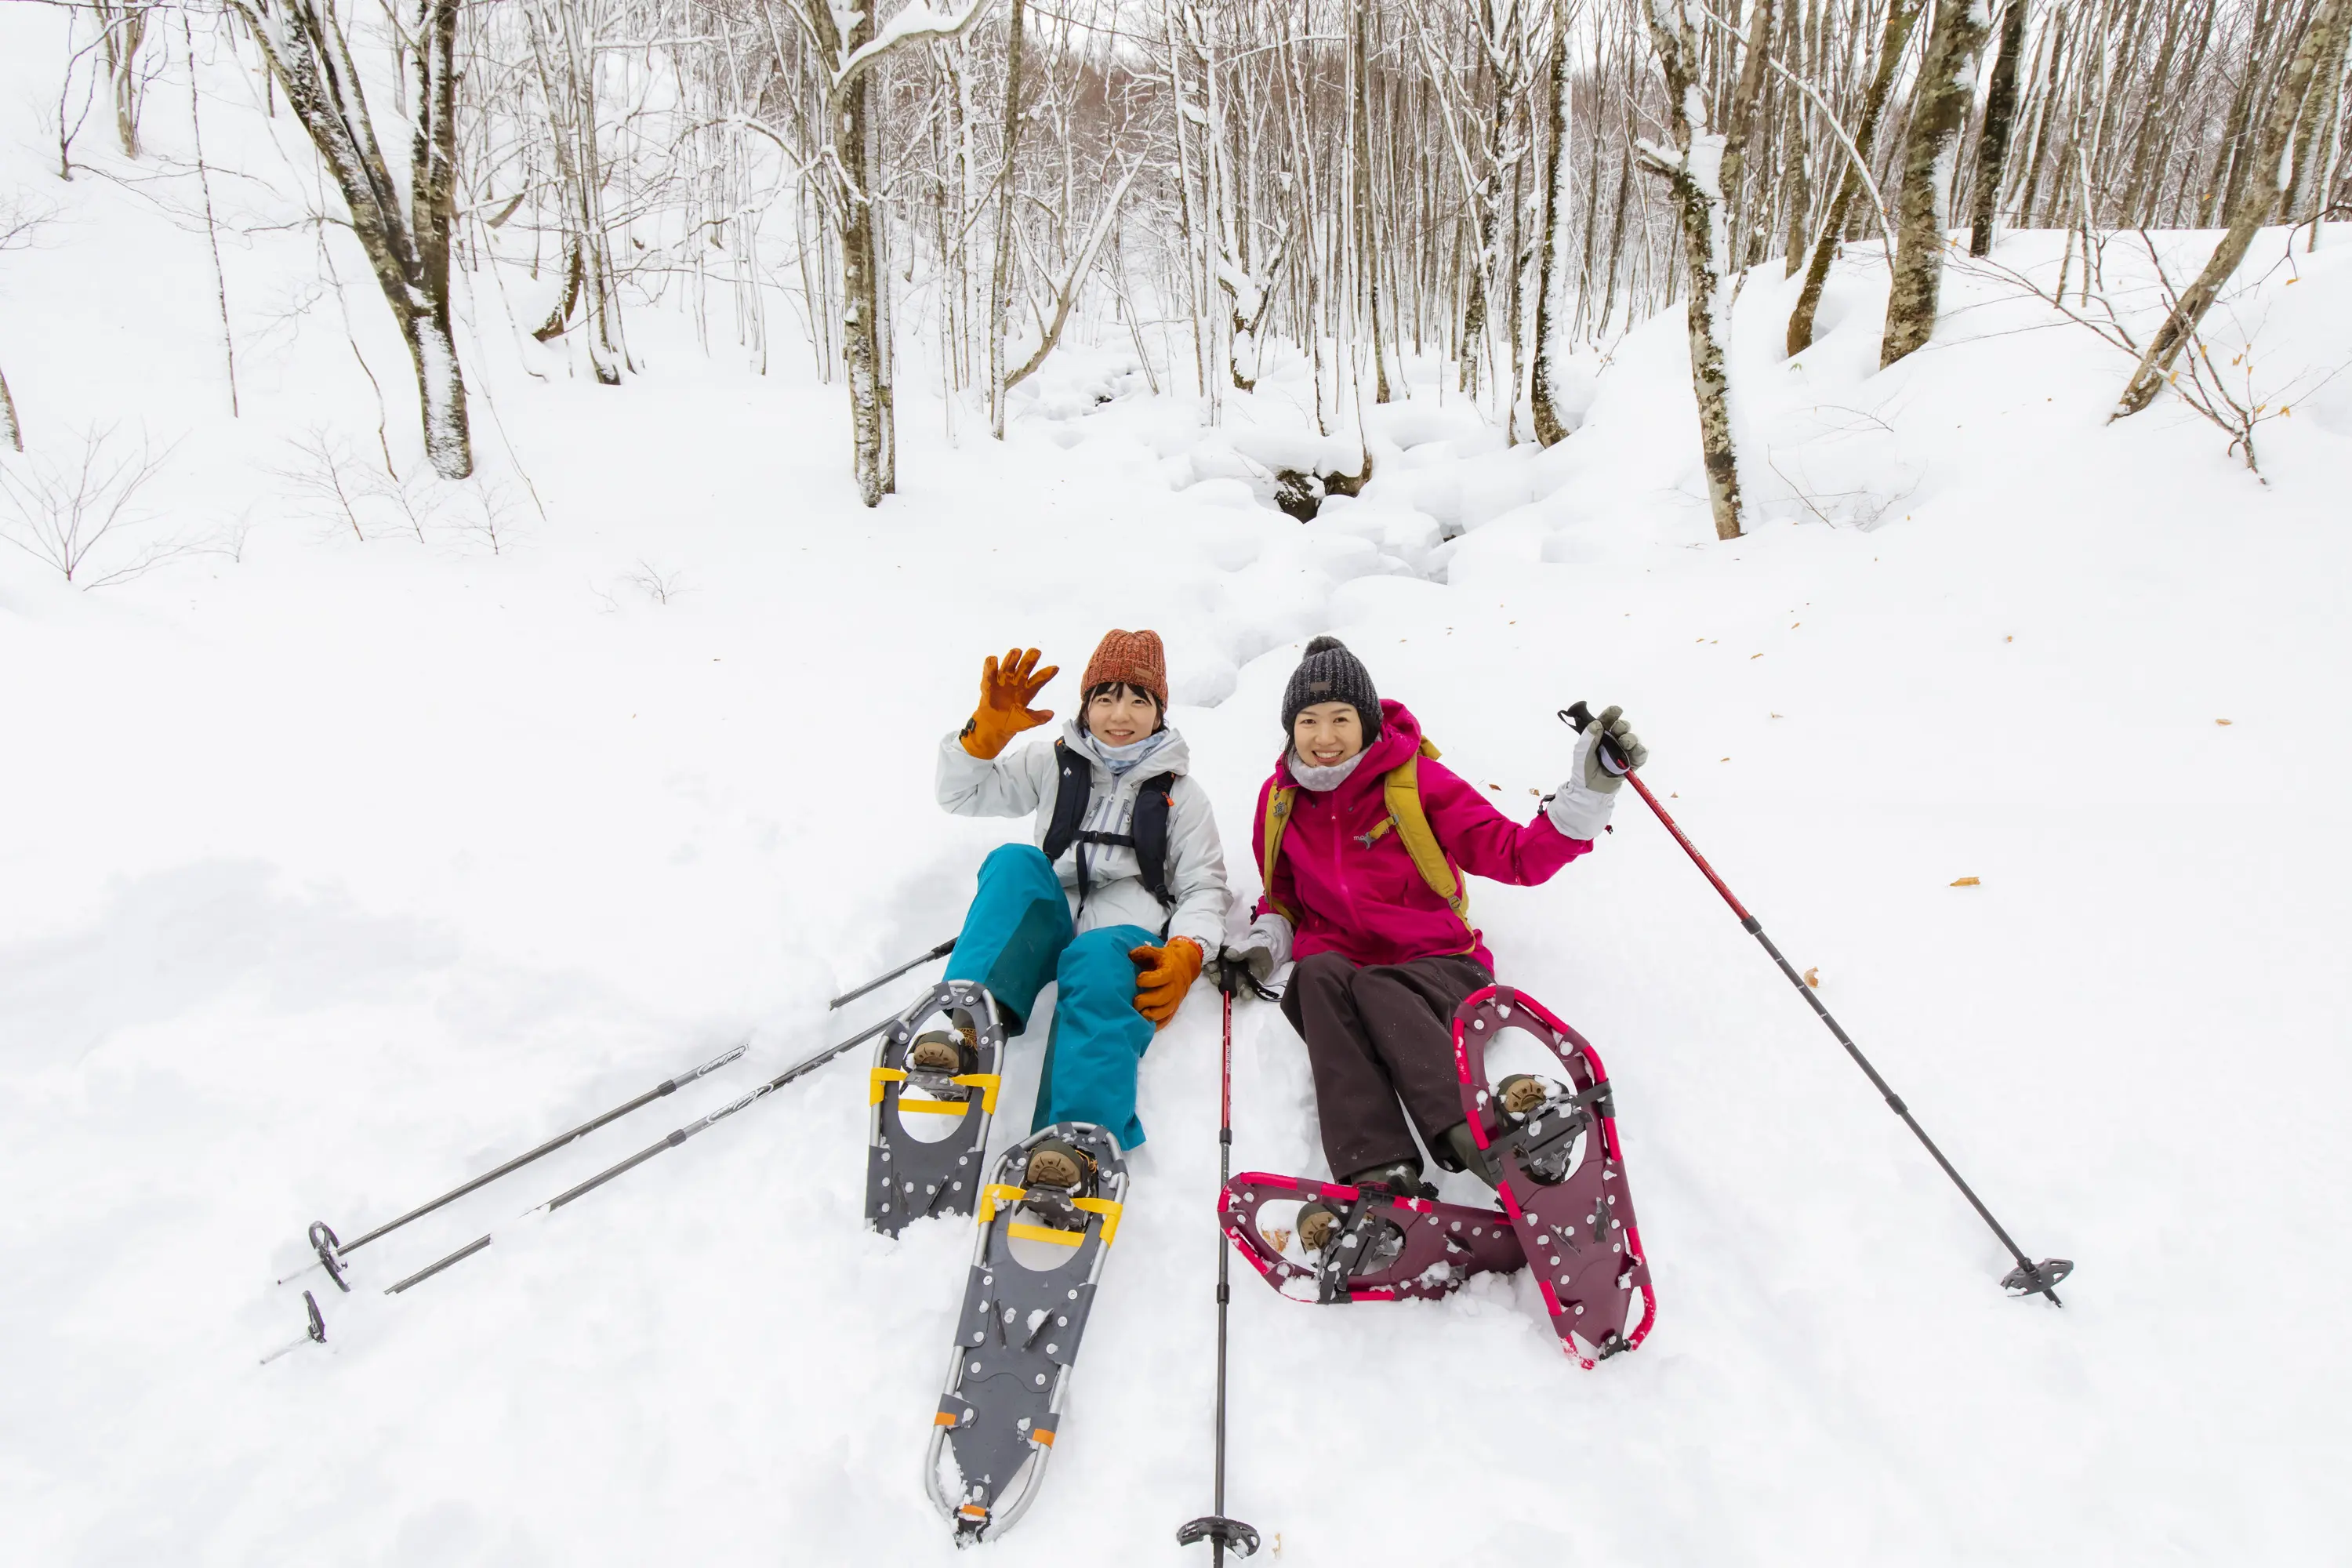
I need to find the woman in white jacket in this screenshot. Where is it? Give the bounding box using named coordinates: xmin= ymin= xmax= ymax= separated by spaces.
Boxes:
xmin=931 ymin=630 xmax=1229 ymax=1181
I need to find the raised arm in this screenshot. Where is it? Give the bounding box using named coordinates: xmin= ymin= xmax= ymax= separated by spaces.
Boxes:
xmin=1420 ymin=758 xmax=1590 ymax=887
xmin=935 ymin=647 xmax=1060 ymax=818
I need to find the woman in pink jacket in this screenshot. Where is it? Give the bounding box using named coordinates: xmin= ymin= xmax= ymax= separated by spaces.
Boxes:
xmin=1225 ymin=637 xmax=1647 ymax=1198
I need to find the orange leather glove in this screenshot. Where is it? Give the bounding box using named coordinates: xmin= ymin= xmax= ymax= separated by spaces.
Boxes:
xmin=1131 ymin=938 xmax=1204 ymax=1029
xmin=959 ymin=646 xmax=1058 ymax=759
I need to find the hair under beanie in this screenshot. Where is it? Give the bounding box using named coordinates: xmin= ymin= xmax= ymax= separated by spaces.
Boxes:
xmin=1282 ymin=635 xmax=1381 ymax=742
xmin=1080 ymin=628 xmax=1169 ymax=711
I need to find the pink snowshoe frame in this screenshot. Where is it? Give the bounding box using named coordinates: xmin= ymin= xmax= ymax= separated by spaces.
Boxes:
xmin=1218 ymin=1171 xmax=1526 ymax=1302
xmin=1454 ymin=985 xmax=1657 ymax=1367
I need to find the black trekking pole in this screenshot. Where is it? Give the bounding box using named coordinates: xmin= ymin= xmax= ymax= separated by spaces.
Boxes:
xmin=1179 ymin=961 xmax=1260 ymax=1563
xmin=282 ymin=1040 xmax=750 ymax=1292
xmin=829 ymin=938 xmax=956 ymax=1011
xmin=264 ymin=1014 xmax=902 ymax=1356
xmin=376 ymin=1013 xmax=902 ymax=1298
xmin=1562 ymin=702 xmax=2072 ymax=1305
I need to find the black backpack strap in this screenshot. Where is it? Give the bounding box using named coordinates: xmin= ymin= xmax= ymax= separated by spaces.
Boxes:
xmin=1132 ymin=771 xmax=1179 ymax=907
xmin=1040 ymin=742 xmax=1091 ymax=866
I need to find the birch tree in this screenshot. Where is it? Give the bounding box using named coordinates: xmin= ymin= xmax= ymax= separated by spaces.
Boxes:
xmin=227 ymin=0 xmax=473 ymax=478
xmin=1882 ymin=0 xmax=1992 ymax=366
xmin=1640 ymin=0 xmax=1746 ymax=539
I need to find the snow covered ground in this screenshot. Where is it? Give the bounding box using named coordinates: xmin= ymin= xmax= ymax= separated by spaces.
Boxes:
xmin=5 ymin=16 xmax=2350 ymax=1564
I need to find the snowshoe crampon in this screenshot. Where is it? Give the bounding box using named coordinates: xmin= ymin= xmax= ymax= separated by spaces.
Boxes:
xmin=927 ymin=1123 xmax=1127 ymax=1544
xmin=1220 ymin=1171 xmax=1524 ymax=1303
xmin=1454 ymin=985 xmax=1656 ymax=1367
xmin=866 ymin=981 xmax=1005 ymax=1236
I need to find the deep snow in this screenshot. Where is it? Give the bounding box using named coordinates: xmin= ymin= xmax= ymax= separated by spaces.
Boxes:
xmin=4 ymin=13 xmax=2350 ymax=1565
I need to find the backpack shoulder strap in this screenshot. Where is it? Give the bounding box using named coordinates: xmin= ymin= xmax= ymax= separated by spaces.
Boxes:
xmin=1040 ymin=742 xmax=1091 ymax=865
xmin=1132 ymin=771 xmax=1179 ymax=906
xmin=1260 ymin=784 xmax=1300 ymax=924
xmin=1384 ymin=746 xmax=1473 ymax=931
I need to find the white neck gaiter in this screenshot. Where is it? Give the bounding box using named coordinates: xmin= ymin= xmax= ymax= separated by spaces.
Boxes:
xmin=1287 ymin=748 xmax=1369 ymax=793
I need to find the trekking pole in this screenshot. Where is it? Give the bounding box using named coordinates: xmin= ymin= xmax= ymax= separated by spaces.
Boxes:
xmin=281 ymin=1040 xmax=750 ymax=1291
xmin=265 ymin=1014 xmax=901 ymax=1356
xmin=1178 ymin=962 xmax=1260 ymax=1563
xmin=1561 ymin=703 xmax=2072 ymax=1305
xmin=829 ymin=938 xmax=956 ymax=1011
xmin=377 ymin=1013 xmax=902 ymax=1297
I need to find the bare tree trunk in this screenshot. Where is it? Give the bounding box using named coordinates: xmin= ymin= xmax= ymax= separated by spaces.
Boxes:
xmin=228 ymin=0 xmax=472 ymax=477
xmin=1720 ymin=0 xmax=1777 ymax=260
xmin=988 ymin=0 xmax=1026 ymax=438
xmin=0 ymin=363 xmax=20 ymax=452
xmin=1531 ymin=1 xmax=1573 ymax=446
xmin=2118 ymin=0 xmax=2350 ymax=416
xmin=1881 ymin=0 xmax=1991 ymax=366
xmin=1970 ymin=0 xmax=2030 ymax=254
xmin=839 ymin=32 xmax=888 ymax=507
xmin=1643 ymin=0 xmax=1748 ymax=541
xmin=96 ymin=2 xmax=150 ymax=158
xmin=1353 ymin=0 xmax=1390 ymax=404
xmin=1788 ymin=0 xmax=1922 ymax=355
xmin=2286 ymin=6 xmax=2352 ymax=217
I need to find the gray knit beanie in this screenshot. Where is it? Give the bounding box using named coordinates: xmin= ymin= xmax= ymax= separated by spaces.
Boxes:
xmin=1282 ymin=636 xmax=1381 ymax=743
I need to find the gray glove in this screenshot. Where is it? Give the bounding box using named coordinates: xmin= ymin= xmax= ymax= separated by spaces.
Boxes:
xmin=1576 ymin=704 xmax=1648 ymax=792
xmin=1547 ymin=705 xmax=1648 ymax=840
xmin=1223 ymin=911 xmax=1293 ymax=982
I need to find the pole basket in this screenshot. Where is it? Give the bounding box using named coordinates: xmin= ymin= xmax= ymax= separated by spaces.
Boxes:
xmin=1178 ymin=1515 xmax=1261 ymax=1559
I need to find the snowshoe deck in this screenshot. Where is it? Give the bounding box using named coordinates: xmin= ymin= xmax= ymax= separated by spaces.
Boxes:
xmin=926 ymin=1123 xmax=1127 ymax=1544
xmin=1220 ymin=1171 xmax=1525 ymax=1303
xmin=866 ymin=980 xmax=1006 ymax=1237
xmin=1454 ymin=985 xmax=1656 ymax=1367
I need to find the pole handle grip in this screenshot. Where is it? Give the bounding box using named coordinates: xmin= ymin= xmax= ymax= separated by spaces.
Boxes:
xmin=1559 ymin=702 xmax=1632 ymax=777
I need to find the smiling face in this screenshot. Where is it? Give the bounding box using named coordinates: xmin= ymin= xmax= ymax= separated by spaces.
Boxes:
xmin=1291 ymin=701 xmax=1366 ymax=768
xmin=1086 ymin=682 xmax=1161 ymax=746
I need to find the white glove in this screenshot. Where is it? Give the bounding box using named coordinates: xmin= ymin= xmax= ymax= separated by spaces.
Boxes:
xmin=1224 ymin=911 xmax=1293 ymax=982
xmin=1547 ymin=706 xmax=1647 ymax=840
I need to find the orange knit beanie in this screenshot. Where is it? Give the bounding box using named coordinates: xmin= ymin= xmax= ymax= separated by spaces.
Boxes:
xmin=1080 ymin=629 xmax=1168 ymax=711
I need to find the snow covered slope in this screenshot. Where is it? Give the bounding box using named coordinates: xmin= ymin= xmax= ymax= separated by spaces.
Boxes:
xmin=4 ymin=13 xmax=2348 ymax=1564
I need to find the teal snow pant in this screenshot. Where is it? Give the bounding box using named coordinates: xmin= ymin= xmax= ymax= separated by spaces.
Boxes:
xmin=944 ymin=843 xmax=1156 ymax=1149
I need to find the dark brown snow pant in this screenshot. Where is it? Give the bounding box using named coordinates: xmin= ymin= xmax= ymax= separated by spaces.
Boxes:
xmin=1281 ymin=950 xmax=1494 ymax=1179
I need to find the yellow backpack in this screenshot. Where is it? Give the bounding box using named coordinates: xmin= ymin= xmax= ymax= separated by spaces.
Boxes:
xmin=1260 ymin=739 xmax=1473 ymax=938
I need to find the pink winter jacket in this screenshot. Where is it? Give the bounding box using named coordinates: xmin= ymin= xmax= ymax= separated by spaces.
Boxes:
xmin=1250 ymin=699 xmax=1591 ymax=971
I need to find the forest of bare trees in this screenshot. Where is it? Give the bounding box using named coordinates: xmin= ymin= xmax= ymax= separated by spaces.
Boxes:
xmin=39 ymin=0 xmax=2352 ymax=517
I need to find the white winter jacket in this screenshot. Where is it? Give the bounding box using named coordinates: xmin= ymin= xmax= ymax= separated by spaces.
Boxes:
xmin=935 ymin=720 xmax=1232 ymax=954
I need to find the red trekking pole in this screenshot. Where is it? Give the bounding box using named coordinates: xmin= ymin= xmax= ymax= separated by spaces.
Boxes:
xmin=1179 ymin=963 xmax=1259 ymax=1562
xmin=1563 ymin=702 xmax=2072 ymax=1305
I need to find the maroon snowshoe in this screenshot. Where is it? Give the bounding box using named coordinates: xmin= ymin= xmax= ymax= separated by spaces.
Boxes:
xmin=1220 ymin=1171 xmax=1526 ymax=1303
xmin=1453 ymin=985 xmax=1656 ymax=1367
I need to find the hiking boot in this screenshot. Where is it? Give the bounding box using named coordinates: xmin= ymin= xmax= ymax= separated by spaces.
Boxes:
xmin=1498 ymin=1073 xmax=1553 ymax=1117
xmin=1022 ymin=1137 xmax=1095 ymax=1193
xmin=909 ymin=1025 xmax=977 ymax=1074
xmin=1444 ymin=1121 xmax=1500 ymax=1189
xmin=1342 ymin=1158 xmax=1432 ymax=1200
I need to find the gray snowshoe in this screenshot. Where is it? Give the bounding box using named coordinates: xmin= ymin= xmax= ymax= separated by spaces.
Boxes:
xmin=926 ymin=1122 xmax=1127 ymax=1545
xmin=866 ymin=980 xmax=1006 ymax=1236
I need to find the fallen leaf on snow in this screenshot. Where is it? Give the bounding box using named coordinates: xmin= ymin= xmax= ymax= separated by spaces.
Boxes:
xmin=1261 ymin=1226 xmax=1292 ymax=1254
xmin=1951 ymin=876 xmax=1981 ymax=887
xmin=2215 ymin=717 xmax=2233 ymax=726
xmin=1802 ymin=967 xmax=1820 ymax=989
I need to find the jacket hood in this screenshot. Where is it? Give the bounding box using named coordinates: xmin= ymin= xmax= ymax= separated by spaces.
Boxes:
xmin=1062 ymin=718 xmax=1192 ymax=779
